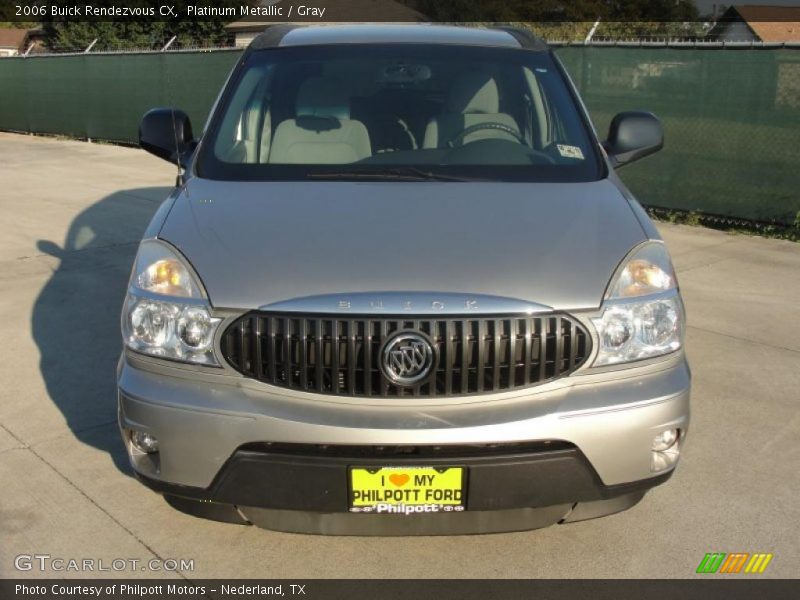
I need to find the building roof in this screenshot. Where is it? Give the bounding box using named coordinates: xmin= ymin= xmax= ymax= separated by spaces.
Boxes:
xmin=315 ymin=0 xmax=426 ymax=21
xmin=725 ymin=5 xmax=800 ymax=42
xmin=225 ymin=0 xmax=426 ymax=32
xmin=0 ymin=28 xmax=30 ymax=51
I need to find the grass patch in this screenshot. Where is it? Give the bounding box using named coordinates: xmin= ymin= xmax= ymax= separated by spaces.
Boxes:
xmin=647 ymin=207 xmax=800 ymax=242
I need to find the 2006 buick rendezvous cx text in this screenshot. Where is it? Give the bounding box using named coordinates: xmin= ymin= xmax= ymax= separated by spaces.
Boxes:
xmin=119 ymin=24 xmax=690 ymax=535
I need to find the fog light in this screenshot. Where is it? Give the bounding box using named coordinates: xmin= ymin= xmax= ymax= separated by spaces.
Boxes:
xmin=130 ymin=430 xmax=159 ymax=454
xmin=651 ymin=450 xmax=679 ymax=472
xmin=651 ymin=428 xmax=681 ymax=472
xmin=652 ymin=428 xmax=679 ymax=451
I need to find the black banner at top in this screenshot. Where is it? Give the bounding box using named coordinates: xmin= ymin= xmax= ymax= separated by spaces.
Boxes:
xmin=3 ymin=0 xmax=799 ymax=24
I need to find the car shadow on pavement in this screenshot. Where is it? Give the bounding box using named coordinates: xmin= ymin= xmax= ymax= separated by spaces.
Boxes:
xmin=31 ymin=187 xmax=172 ymax=475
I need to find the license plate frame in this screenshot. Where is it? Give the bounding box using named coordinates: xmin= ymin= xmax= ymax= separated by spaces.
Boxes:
xmin=348 ymin=466 xmax=467 ymax=514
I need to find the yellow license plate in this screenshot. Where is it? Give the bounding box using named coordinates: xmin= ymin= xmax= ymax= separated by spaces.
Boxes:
xmin=349 ymin=466 xmax=466 ymax=514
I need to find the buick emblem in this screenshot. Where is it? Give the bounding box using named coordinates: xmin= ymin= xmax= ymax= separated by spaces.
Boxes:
xmin=381 ymin=332 xmax=434 ymax=385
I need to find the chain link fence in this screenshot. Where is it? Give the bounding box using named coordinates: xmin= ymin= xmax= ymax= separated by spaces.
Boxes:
xmin=0 ymin=43 xmax=798 ymax=225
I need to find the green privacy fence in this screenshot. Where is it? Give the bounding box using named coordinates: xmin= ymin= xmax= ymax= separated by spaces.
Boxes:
xmin=558 ymin=47 xmax=800 ymax=225
xmin=1 ymin=46 xmax=798 ymax=224
xmin=0 ymin=49 xmax=241 ymax=143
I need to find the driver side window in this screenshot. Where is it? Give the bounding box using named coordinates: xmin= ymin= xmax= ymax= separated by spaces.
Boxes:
xmin=213 ymin=64 xmax=275 ymax=164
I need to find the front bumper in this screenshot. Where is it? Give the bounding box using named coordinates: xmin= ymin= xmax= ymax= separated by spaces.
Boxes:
xmin=135 ymin=441 xmax=672 ymax=534
xmin=118 ymin=350 xmax=690 ymax=531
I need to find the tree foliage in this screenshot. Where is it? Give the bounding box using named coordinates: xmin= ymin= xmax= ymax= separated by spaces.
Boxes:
xmin=40 ymin=1 xmax=257 ymax=51
xmin=401 ymin=0 xmax=699 ymax=23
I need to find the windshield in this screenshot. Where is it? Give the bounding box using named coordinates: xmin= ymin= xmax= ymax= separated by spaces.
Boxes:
xmin=196 ymin=43 xmax=602 ymax=182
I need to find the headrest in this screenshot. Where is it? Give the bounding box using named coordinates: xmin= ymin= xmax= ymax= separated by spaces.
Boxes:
xmin=447 ymin=72 xmax=500 ymax=114
xmin=296 ymin=77 xmax=350 ymax=120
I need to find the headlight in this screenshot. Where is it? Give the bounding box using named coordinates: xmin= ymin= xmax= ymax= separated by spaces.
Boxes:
xmin=122 ymin=240 xmax=221 ymax=365
xmin=592 ymin=241 xmax=684 ymax=366
xmin=133 ymin=241 xmax=203 ymax=297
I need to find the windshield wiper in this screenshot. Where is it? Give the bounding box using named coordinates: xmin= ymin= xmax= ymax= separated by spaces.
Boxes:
xmin=307 ymin=167 xmax=486 ymax=182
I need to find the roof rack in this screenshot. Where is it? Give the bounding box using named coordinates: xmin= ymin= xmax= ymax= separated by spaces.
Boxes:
xmin=249 ymin=24 xmax=299 ymax=50
xmin=492 ymin=26 xmax=549 ymax=51
xmin=248 ymin=23 xmax=550 ymax=52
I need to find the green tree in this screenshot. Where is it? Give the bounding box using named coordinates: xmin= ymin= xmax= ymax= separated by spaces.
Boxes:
xmin=41 ymin=1 xmax=256 ymax=51
xmin=401 ymin=0 xmax=698 ymax=22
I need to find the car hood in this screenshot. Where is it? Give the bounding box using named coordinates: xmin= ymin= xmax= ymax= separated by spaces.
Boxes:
xmin=158 ymin=178 xmax=647 ymax=311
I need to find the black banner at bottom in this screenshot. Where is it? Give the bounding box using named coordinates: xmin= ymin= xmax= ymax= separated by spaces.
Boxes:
xmin=1 ymin=579 xmax=798 ymax=600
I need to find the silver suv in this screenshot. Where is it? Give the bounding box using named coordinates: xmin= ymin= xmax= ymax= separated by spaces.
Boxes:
xmin=121 ymin=25 xmax=690 ymax=535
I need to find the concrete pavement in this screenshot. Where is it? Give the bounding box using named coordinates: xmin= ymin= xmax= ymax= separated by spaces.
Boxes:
xmin=0 ymin=132 xmax=798 ymax=579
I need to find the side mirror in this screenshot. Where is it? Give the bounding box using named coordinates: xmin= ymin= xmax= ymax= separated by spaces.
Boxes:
xmin=603 ymin=111 xmax=663 ymax=168
xmin=139 ymin=108 xmax=197 ymax=169
xmin=36 ymin=240 xmax=63 ymax=259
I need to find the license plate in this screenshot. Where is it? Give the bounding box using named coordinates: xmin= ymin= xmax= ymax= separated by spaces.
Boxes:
xmin=349 ymin=466 xmax=466 ymax=514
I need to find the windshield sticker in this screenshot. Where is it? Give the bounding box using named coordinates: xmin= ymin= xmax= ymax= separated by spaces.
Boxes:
xmin=557 ymin=144 xmax=585 ymax=160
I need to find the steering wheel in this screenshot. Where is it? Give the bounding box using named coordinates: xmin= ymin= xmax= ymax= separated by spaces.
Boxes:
xmin=447 ymin=122 xmax=527 ymax=148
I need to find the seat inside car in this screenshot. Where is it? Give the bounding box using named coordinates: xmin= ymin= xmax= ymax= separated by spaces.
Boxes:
xmin=423 ymin=71 xmax=521 ymax=149
xmin=269 ymin=77 xmax=371 ymax=164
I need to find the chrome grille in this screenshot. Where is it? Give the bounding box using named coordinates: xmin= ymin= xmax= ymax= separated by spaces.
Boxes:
xmin=221 ymin=313 xmax=592 ymax=397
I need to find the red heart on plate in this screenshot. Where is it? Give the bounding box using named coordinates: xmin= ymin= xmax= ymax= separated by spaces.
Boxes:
xmin=389 ymin=473 xmax=410 ymax=487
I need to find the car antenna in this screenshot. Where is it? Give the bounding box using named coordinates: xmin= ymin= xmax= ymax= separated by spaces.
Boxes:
xmin=170 ymin=107 xmax=186 ymax=190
